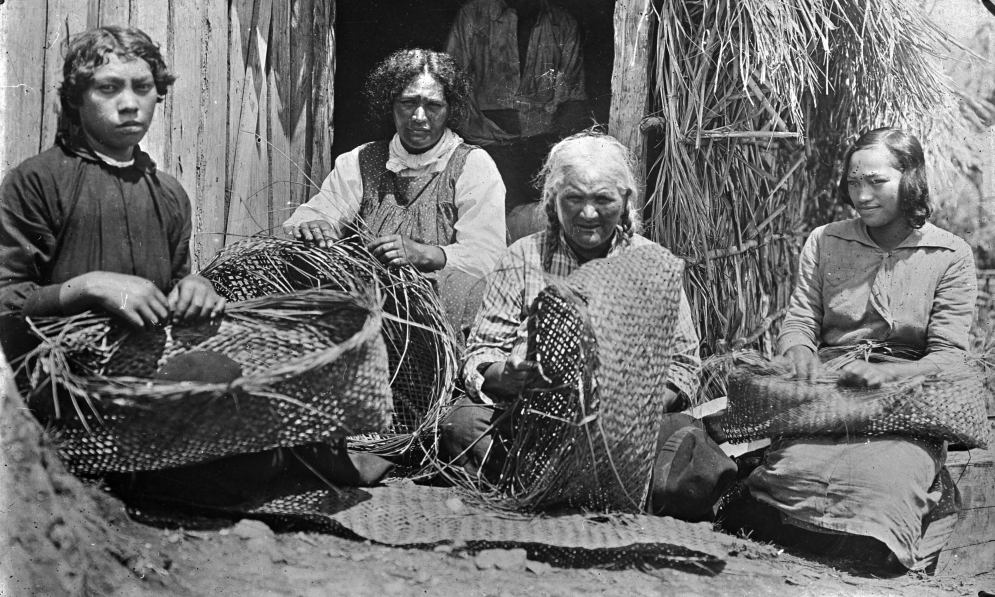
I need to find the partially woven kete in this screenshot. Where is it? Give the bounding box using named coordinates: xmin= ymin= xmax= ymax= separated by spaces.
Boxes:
xmin=16 ymin=290 xmax=392 ymax=475
xmin=723 ymin=357 xmax=993 ymax=449
xmin=495 ymin=244 xmax=686 ymax=513
xmin=200 ymin=237 xmax=459 ymax=454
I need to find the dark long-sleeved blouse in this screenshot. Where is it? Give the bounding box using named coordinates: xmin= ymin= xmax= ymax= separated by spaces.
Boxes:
xmin=0 ymin=135 xmax=191 ymax=318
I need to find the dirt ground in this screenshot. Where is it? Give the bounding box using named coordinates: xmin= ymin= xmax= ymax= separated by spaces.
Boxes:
xmin=3 ymin=366 xmax=994 ymax=597
xmin=45 ymin=484 xmax=991 ymax=597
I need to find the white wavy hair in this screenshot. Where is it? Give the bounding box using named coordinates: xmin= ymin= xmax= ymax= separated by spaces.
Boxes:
xmin=537 ymin=130 xmax=643 ymax=235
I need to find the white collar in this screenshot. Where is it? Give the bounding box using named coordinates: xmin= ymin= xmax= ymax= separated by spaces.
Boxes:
xmin=386 ymin=129 xmax=462 ymax=174
xmin=92 ymin=149 xmax=135 ymax=168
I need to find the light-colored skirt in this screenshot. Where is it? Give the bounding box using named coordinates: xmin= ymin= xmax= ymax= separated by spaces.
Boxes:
xmin=746 ymin=435 xmax=959 ymax=569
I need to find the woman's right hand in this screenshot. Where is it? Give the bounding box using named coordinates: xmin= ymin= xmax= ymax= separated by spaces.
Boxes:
xmin=60 ymin=272 xmax=169 ymax=329
xmin=785 ymin=345 xmax=821 ymax=381
xmin=480 ymin=355 xmax=539 ymax=399
xmin=284 ymin=219 xmax=333 ymax=248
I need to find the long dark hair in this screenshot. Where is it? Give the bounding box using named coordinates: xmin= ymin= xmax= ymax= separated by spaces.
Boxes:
xmin=838 ymin=127 xmax=931 ymax=229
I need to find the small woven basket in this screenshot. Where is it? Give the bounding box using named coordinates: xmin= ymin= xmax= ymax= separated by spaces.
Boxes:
xmin=724 ymin=360 xmax=993 ymax=449
xmin=16 ymin=290 xmax=393 ymax=475
xmin=496 ymin=244 xmax=686 ymax=513
xmin=200 ymin=237 xmax=458 ymax=454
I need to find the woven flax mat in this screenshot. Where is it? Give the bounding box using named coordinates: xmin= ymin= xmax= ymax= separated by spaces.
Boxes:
xmin=200 ymin=481 xmax=729 ymax=570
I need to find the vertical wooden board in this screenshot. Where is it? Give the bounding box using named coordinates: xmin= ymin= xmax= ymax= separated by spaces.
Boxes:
xmin=309 ymin=0 xmax=335 ymax=187
xmin=40 ymin=1 xmax=88 ymax=150
xmin=267 ymin=0 xmax=293 ymax=232
xmin=227 ymin=0 xmax=252 ymax=186
xmin=97 ymin=0 xmax=131 ymax=27
xmin=0 ymin=1 xmax=47 ymax=174
xmin=608 ymin=0 xmax=654 ymax=209
xmin=289 ymin=0 xmax=315 ymax=208
xmin=165 ymin=0 xmax=201 ymax=201
xmin=226 ymin=0 xmax=274 ymax=243
xmin=87 ymin=0 xmax=101 ymax=29
xmin=193 ymin=0 xmax=230 ymax=267
xmin=935 ymin=539 xmax=995 ymax=577
xmin=943 ymin=507 xmax=995 ymax=550
xmin=226 ymin=0 xmax=251 ymax=245
xmin=947 ymin=450 xmax=995 ymax=510
xmin=131 ymin=0 xmax=171 ymax=169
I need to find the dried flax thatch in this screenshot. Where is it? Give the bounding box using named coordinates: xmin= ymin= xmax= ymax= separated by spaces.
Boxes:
xmin=644 ymin=0 xmax=961 ymax=368
xmin=200 ymin=236 xmax=460 ymax=457
xmin=800 ymin=0 xmax=963 ymax=222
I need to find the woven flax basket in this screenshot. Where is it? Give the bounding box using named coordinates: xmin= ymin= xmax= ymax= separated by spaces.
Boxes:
xmin=724 ymin=362 xmax=993 ymax=449
xmin=497 ymin=244 xmax=686 ymax=513
xmin=16 ymin=290 xmax=392 ymax=475
xmin=200 ymin=236 xmax=458 ymax=453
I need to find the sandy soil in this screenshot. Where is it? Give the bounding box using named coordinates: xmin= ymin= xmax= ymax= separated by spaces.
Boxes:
xmin=4 ymin=366 xmax=994 ymax=597
xmin=55 ymin=485 xmax=992 ymax=597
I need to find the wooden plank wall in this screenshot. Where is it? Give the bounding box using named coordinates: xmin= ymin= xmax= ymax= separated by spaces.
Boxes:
xmin=608 ymin=0 xmax=655 ymax=210
xmin=225 ymin=0 xmax=336 ymax=250
xmin=0 ymin=0 xmax=335 ymax=269
xmin=935 ymin=448 xmax=995 ymax=576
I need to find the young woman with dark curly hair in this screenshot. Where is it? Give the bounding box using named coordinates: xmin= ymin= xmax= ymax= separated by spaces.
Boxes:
xmin=726 ymin=127 xmax=978 ymax=571
xmin=282 ymin=49 xmax=506 ymax=331
xmin=0 ymin=26 xmax=225 ymax=359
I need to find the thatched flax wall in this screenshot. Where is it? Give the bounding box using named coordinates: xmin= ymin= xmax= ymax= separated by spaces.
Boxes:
xmin=641 ymin=0 xmax=959 ymax=364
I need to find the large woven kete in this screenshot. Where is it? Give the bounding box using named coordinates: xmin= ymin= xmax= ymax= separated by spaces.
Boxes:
xmin=724 ymin=365 xmax=993 ymax=449
xmin=200 ymin=237 xmax=457 ymax=450
xmin=17 ymin=291 xmax=392 ymax=475
xmin=497 ymin=245 xmax=685 ymax=513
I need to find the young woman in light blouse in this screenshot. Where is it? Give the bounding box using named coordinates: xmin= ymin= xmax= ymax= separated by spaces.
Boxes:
xmin=733 ymin=128 xmax=977 ymax=570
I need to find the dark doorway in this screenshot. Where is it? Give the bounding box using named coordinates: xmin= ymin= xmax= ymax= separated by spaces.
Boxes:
xmin=330 ymin=0 xmax=616 ymax=163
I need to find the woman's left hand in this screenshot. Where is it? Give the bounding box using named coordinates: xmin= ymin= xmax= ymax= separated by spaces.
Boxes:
xmin=168 ymin=274 xmax=226 ymax=325
xmin=368 ymin=234 xmax=446 ymax=272
xmin=838 ymin=361 xmax=898 ymax=389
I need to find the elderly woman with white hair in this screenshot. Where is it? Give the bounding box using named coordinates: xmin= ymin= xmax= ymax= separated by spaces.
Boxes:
xmin=440 ymin=131 xmax=704 ymax=487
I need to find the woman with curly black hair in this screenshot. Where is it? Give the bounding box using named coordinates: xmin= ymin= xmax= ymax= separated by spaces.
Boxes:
xmin=283 ymin=49 xmax=506 ymax=330
xmin=726 ymin=127 xmax=978 ymax=571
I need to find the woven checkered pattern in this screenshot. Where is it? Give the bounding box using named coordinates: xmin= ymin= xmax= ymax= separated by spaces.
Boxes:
xmin=199 ymin=237 xmax=459 ymax=451
xmin=724 ymin=362 xmax=993 ymax=449
xmin=18 ymin=291 xmax=392 ymax=474
xmin=497 ymin=245 xmax=686 ymax=512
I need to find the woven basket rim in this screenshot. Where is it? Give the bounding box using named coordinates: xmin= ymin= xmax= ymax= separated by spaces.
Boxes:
xmin=21 ymin=288 xmax=383 ymax=404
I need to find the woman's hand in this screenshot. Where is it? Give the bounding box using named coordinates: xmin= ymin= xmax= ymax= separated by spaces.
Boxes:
xmin=785 ymin=345 xmax=822 ymax=381
xmin=285 ymin=219 xmax=334 ymax=248
xmin=837 ymin=359 xmax=937 ymax=389
xmin=480 ymin=355 xmax=539 ymax=399
xmin=168 ymin=274 xmax=226 ymax=325
xmin=838 ymin=361 xmax=896 ymax=389
xmin=368 ymin=234 xmax=446 ymax=272
xmin=60 ymin=272 xmax=170 ymax=329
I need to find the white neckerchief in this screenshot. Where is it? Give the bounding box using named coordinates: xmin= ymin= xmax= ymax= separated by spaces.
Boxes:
xmin=386 ymin=128 xmax=462 ymax=174
xmin=92 ymin=149 xmax=135 ymax=168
